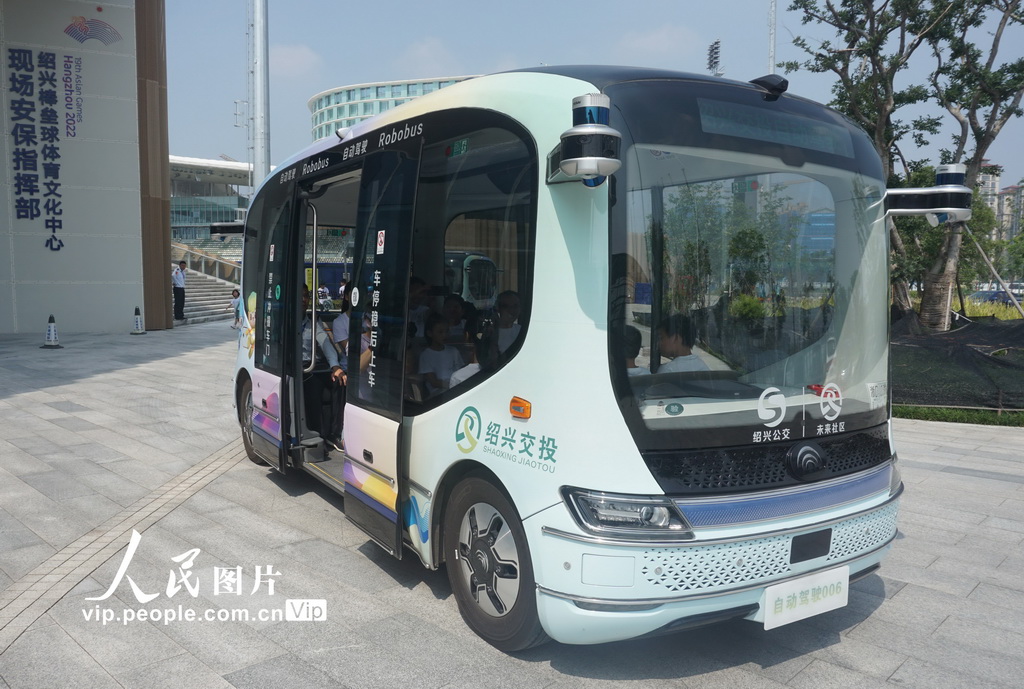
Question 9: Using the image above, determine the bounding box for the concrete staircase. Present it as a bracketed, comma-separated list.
[175, 268, 239, 324]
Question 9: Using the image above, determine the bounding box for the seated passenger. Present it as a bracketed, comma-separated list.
[450, 314, 499, 388]
[442, 293, 467, 343]
[624, 324, 650, 376]
[408, 275, 432, 340]
[657, 313, 709, 373]
[418, 313, 465, 395]
[496, 290, 521, 353]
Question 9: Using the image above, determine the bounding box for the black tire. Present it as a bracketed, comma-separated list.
[238, 379, 268, 465]
[444, 475, 548, 652]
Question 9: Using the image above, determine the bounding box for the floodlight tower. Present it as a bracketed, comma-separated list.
[707, 39, 723, 77]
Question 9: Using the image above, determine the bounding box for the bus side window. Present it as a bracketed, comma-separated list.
[406, 118, 536, 411]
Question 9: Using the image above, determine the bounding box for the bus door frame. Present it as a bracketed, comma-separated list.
[339, 134, 422, 559]
[291, 183, 341, 462]
[246, 166, 300, 474]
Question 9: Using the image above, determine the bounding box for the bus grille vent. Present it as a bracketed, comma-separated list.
[645, 424, 890, 494]
[638, 501, 899, 594]
[640, 536, 791, 593]
[827, 501, 900, 561]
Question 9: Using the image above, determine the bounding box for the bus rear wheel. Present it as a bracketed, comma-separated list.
[444, 475, 548, 652]
[238, 379, 267, 465]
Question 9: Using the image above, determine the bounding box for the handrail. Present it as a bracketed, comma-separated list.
[172, 242, 241, 284]
[305, 202, 319, 374]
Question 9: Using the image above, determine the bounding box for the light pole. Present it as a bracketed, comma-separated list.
[251, 0, 271, 186]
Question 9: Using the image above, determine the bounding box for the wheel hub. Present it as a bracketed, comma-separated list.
[458, 503, 521, 617]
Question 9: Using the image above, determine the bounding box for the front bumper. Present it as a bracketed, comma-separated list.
[526, 490, 900, 645]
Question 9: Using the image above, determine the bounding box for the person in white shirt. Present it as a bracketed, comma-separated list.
[331, 281, 354, 370]
[623, 324, 651, 376]
[496, 290, 521, 353]
[442, 293, 467, 343]
[300, 285, 345, 455]
[229, 288, 241, 329]
[171, 260, 187, 321]
[408, 276, 432, 341]
[418, 313, 464, 395]
[450, 314, 499, 388]
[657, 313, 709, 373]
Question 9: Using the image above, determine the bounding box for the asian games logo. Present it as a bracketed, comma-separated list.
[455, 406, 481, 454]
[65, 16, 123, 46]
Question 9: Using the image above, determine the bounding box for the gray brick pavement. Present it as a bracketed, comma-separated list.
[1, 323, 1023, 687]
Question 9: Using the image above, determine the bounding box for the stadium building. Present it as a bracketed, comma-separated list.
[308, 76, 475, 141]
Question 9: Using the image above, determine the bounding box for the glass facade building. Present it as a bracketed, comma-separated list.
[168, 156, 251, 240]
[308, 76, 475, 141]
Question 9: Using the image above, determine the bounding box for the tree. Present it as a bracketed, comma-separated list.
[916, 0, 1024, 330]
[1007, 229, 1024, 281]
[783, 0, 952, 316]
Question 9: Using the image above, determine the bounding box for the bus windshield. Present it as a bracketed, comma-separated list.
[609, 80, 889, 453]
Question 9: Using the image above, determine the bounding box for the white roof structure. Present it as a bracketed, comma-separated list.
[169, 155, 254, 186]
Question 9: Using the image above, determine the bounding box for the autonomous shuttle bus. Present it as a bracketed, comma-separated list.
[233, 66, 962, 650]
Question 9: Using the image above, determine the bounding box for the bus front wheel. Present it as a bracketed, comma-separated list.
[238, 379, 267, 465]
[444, 475, 548, 652]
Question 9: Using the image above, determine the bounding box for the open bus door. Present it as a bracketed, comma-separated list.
[339, 143, 420, 558]
[242, 169, 298, 473]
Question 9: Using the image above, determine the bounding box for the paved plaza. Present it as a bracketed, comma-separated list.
[0, 322, 1022, 688]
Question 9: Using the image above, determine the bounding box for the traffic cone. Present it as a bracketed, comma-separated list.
[130, 306, 146, 335]
[41, 314, 63, 349]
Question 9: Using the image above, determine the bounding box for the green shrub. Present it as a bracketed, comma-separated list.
[729, 294, 766, 321]
[892, 405, 1024, 426]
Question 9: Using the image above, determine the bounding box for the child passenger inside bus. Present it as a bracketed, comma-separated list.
[449, 314, 499, 388]
[496, 290, 521, 353]
[657, 313, 710, 373]
[624, 325, 651, 376]
[442, 293, 468, 343]
[419, 313, 465, 395]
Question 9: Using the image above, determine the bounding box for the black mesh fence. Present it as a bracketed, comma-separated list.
[891, 313, 1024, 410]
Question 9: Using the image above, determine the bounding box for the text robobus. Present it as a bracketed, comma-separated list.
[233, 66, 968, 650]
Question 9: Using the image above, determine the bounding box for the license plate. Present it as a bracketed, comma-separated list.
[762, 565, 849, 630]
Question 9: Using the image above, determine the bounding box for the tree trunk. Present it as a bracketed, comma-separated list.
[919, 274, 953, 331]
[918, 223, 964, 331]
[888, 222, 914, 316]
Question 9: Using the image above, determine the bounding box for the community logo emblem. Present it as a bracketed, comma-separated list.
[65, 16, 123, 46]
[757, 387, 787, 428]
[455, 407, 481, 454]
[820, 383, 843, 421]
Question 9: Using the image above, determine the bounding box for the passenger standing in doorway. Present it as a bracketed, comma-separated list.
[301, 284, 345, 455]
[172, 260, 187, 321]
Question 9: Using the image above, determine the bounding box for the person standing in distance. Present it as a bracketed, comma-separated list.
[171, 260, 187, 321]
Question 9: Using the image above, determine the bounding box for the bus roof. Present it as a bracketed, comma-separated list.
[259, 65, 809, 195]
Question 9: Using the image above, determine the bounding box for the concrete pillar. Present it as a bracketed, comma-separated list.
[136, 0, 172, 330]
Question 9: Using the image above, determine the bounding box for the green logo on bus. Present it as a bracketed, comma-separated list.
[455, 406, 481, 454]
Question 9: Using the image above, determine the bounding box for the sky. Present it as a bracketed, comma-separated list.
[165, 0, 1024, 187]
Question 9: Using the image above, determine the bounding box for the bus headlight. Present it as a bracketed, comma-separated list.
[562, 487, 694, 540]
